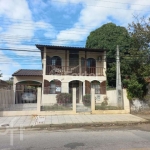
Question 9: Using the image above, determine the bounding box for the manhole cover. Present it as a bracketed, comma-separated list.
[64, 142, 84, 149]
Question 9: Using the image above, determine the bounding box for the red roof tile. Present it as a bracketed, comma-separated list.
[12, 69, 42, 76]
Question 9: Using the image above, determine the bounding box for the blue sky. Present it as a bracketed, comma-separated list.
[0, 0, 150, 80]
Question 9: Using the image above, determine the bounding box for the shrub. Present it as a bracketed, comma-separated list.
[56, 93, 72, 104]
[101, 96, 108, 106]
[83, 94, 91, 106]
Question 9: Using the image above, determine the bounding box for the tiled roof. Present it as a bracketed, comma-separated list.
[36, 44, 106, 52]
[0, 79, 9, 85]
[12, 69, 42, 76]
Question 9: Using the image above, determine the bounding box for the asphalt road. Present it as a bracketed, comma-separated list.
[0, 127, 150, 150]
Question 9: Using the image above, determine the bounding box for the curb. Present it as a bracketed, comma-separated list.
[0, 120, 149, 131]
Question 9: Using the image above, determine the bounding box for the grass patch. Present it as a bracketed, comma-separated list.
[41, 104, 72, 111]
[95, 105, 123, 110]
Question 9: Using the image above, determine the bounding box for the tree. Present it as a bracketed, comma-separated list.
[6, 77, 14, 85]
[85, 23, 131, 87]
[122, 17, 150, 100]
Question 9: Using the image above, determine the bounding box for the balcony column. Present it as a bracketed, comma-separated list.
[84, 51, 87, 76]
[103, 51, 106, 76]
[13, 84, 16, 104]
[83, 81, 85, 96]
[79, 82, 83, 103]
[43, 47, 46, 76]
[65, 50, 67, 72]
[79, 55, 81, 75]
[61, 82, 69, 93]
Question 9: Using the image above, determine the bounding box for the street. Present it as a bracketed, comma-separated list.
[0, 126, 150, 150]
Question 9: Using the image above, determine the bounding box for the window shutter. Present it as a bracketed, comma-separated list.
[85, 80, 91, 94]
[44, 80, 49, 94]
[55, 80, 61, 94]
[46, 56, 51, 65]
[100, 81, 106, 94]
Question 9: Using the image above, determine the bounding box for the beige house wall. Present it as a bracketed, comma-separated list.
[41, 48, 107, 105]
[13, 76, 43, 85]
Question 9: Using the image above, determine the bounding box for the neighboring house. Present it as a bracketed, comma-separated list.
[12, 45, 106, 105]
[0, 79, 10, 89]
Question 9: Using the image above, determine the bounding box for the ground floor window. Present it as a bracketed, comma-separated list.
[44, 79, 61, 94]
[50, 80, 56, 94]
[91, 81, 100, 94]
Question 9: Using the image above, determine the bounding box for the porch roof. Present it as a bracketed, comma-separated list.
[36, 44, 106, 59]
[12, 69, 42, 76]
[36, 44, 106, 52]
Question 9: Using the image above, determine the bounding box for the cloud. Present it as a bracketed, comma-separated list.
[0, 0, 32, 20]
[51, 0, 150, 46]
[0, 50, 20, 80]
[0, 0, 56, 56]
[0, 0, 53, 79]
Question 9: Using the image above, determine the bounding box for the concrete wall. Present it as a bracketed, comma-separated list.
[91, 89, 130, 114]
[106, 90, 117, 106]
[42, 94, 57, 104]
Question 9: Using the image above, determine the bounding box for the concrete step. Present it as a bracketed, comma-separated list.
[76, 103, 91, 112]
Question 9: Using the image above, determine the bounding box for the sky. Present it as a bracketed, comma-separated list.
[0, 0, 150, 80]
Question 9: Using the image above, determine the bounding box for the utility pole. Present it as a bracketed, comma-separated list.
[116, 45, 123, 108]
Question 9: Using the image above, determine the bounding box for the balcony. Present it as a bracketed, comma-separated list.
[46, 65, 104, 76]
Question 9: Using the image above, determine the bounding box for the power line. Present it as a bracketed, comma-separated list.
[50, 0, 150, 12]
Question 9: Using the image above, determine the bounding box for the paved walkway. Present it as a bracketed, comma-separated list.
[0, 114, 147, 128]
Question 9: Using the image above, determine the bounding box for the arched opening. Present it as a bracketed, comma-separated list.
[44, 79, 61, 94]
[69, 80, 83, 103]
[86, 58, 96, 75]
[15, 80, 42, 104]
[51, 56, 61, 66]
[46, 56, 62, 75]
[91, 80, 100, 94]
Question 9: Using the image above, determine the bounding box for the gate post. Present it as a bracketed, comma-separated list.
[91, 88, 95, 113]
[73, 88, 76, 113]
[37, 87, 41, 113]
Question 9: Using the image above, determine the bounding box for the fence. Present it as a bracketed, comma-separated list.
[0, 89, 14, 111]
[95, 90, 124, 111]
[0, 88, 37, 111]
[0, 87, 130, 116]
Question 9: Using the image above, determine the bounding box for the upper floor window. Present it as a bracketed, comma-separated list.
[87, 58, 96, 75]
[46, 56, 61, 66]
[51, 56, 61, 66]
[87, 58, 96, 68]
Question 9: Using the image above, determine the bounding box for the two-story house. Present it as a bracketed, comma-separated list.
[13, 45, 106, 106]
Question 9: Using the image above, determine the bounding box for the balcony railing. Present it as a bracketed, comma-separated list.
[46, 65, 104, 76]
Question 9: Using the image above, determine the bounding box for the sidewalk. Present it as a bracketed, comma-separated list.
[0, 114, 148, 129]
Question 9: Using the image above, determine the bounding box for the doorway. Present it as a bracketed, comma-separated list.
[69, 80, 83, 103]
